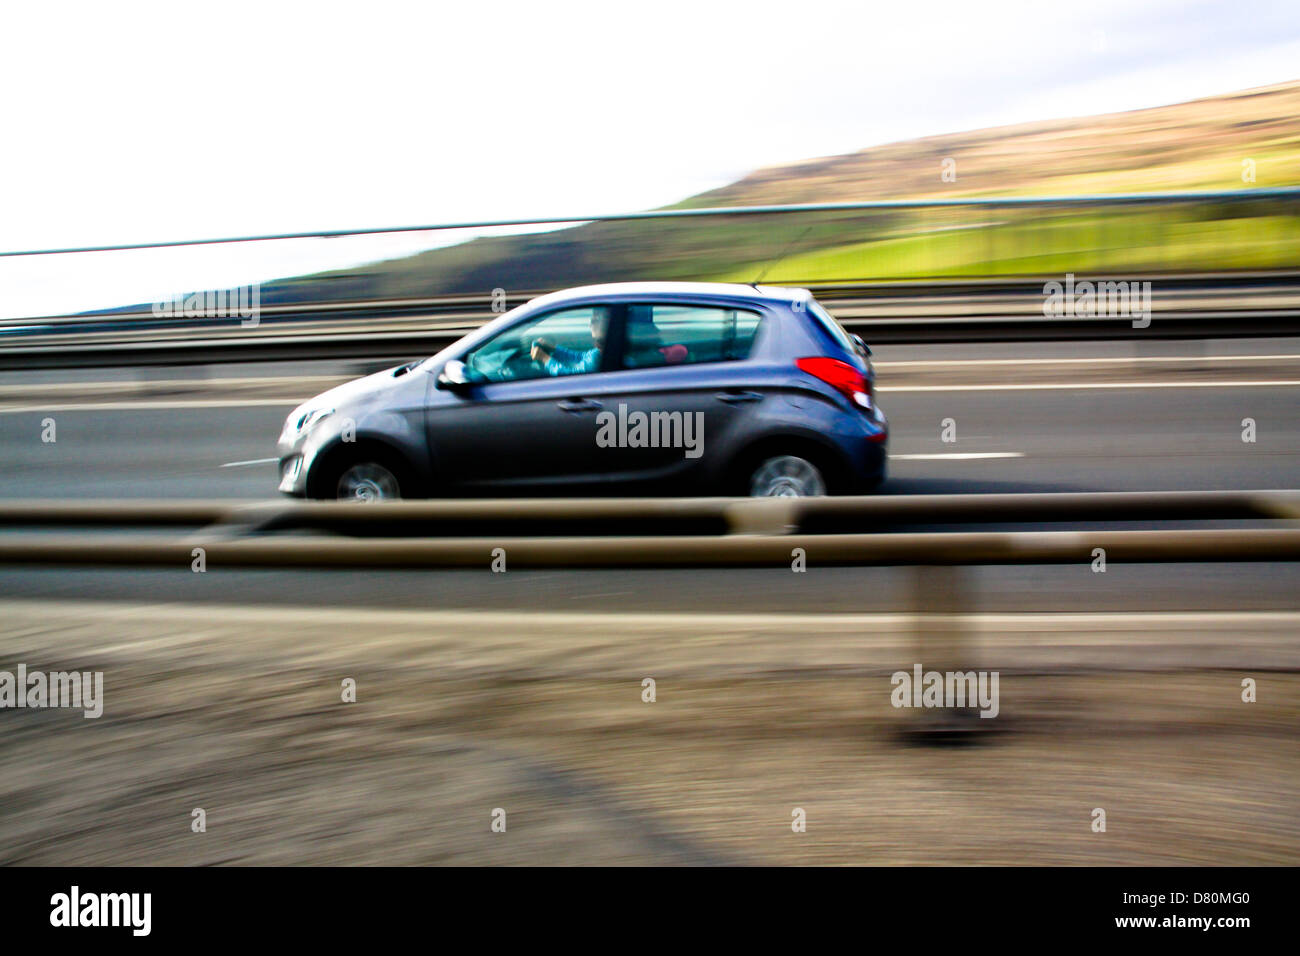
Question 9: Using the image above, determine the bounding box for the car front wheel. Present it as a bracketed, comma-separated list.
[335, 462, 402, 501]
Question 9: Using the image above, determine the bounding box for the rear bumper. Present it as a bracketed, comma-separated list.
[847, 401, 888, 490]
[854, 437, 888, 491]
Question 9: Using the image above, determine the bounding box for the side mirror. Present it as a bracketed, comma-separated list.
[437, 359, 471, 390]
[851, 334, 871, 358]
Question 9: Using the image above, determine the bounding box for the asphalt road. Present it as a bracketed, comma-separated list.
[0, 381, 1295, 499]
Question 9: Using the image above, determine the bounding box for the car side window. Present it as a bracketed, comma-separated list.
[462, 306, 613, 383]
[621, 305, 762, 369]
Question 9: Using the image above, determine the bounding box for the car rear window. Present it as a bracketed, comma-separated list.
[806, 298, 858, 356]
[621, 305, 762, 369]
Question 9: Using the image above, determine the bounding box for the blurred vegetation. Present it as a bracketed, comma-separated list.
[264, 80, 1300, 303]
[719, 207, 1300, 281]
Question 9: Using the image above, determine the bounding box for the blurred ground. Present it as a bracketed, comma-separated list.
[0, 600, 1294, 865]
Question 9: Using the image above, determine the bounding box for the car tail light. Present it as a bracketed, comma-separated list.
[796, 357, 873, 410]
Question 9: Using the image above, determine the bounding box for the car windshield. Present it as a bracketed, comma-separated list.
[417, 302, 530, 370]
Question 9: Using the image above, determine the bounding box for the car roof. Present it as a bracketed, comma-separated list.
[526, 281, 808, 308]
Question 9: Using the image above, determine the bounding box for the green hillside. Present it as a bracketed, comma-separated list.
[267, 80, 1300, 302]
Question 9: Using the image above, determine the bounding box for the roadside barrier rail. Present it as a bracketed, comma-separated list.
[1, 491, 1297, 567]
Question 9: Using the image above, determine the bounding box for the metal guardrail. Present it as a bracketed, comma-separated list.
[2, 491, 1297, 567]
[4, 528, 1300, 568]
[4, 274, 1300, 370]
[10, 271, 1300, 328]
[3, 490, 1298, 528]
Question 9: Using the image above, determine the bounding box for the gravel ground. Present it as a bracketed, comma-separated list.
[0, 600, 1294, 865]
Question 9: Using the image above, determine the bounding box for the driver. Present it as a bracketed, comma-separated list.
[530, 308, 608, 376]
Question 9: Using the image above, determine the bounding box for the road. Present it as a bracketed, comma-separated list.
[2, 338, 1299, 500]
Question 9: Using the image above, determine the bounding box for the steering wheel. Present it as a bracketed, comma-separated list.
[468, 344, 540, 381]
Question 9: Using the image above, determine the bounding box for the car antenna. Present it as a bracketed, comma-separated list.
[751, 224, 813, 287]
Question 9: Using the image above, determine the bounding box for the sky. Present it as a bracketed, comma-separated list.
[1, 0, 1299, 319]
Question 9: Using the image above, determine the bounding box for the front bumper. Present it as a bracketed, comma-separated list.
[278, 454, 306, 496]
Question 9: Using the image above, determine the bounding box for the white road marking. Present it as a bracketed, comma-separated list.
[880, 380, 1300, 392]
[221, 457, 279, 468]
[0, 399, 299, 413]
[892, 452, 1024, 460]
[878, 354, 1300, 368]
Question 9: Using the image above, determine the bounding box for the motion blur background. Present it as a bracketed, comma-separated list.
[0, 0, 1297, 865]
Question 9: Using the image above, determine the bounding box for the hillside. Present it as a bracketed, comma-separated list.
[266, 80, 1300, 302]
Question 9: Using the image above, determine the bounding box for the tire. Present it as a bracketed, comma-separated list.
[334, 461, 402, 501]
[745, 453, 828, 497]
[310, 444, 414, 501]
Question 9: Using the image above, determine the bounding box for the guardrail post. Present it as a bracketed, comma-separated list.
[898, 564, 992, 744]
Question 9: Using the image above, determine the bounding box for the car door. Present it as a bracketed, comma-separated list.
[589, 302, 768, 491]
[426, 304, 629, 493]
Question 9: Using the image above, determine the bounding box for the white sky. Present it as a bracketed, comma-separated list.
[1, 0, 1298, 319]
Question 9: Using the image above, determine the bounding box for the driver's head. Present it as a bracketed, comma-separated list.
[590, 308, 609, 349]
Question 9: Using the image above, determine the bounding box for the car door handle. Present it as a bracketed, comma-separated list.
[715, 390, 763, 404]
[557, 398, 603, 413]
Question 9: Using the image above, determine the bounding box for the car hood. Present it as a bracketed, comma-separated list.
[286, 364, 426, 432]
[307, 363, 422, 409]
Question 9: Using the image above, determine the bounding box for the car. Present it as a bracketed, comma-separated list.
[276, 282, 887, 499]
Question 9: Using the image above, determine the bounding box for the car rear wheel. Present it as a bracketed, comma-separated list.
[748, 455, 826, 497]
[335, 462, 401, 501]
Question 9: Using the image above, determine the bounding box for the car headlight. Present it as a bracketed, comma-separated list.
[285, 406, 334, 440]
